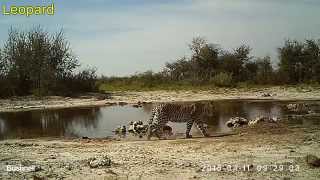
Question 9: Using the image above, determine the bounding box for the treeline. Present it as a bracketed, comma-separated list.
[1, 27, 319, 96]
[101, 37, 320, 90]
[0, 27, 98, 97]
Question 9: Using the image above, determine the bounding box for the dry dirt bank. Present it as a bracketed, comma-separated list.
[0, 123, 319, 180]
[1, 86, 320, 112]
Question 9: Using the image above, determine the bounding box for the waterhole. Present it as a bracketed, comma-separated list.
[0, 100, 319, 140]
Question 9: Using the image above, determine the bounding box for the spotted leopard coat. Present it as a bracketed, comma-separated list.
[147, 103, 211, 139]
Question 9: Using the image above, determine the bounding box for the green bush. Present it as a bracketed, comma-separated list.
[0, 27, 98, 97]
[210, 72, 233, 87]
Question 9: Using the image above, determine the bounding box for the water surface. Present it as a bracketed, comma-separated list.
[0, 100, 319, 140]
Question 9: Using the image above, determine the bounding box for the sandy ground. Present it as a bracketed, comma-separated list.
[0, 123, 319, 180]
[1, 86, 320, 112]
[0, 86, 320, 179]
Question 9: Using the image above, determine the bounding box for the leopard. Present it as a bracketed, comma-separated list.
[147, 102, 214, 139]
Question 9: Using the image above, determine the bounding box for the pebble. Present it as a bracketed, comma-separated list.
[88, 155, 112, 168]
[305, 154, 320, 167]
[65, 164, 72, 171]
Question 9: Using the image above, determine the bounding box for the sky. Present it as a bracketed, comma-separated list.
[0, 0, 320, 76]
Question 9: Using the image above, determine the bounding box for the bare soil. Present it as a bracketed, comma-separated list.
[0, 86, 320, 179]
[1, 86, 320, 112]
[0, 123, 319, 180]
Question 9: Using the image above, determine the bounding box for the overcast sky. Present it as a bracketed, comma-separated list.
[1, 0, 320, 76]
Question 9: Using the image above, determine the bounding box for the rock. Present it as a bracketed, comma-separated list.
[305, 154, 320, 167]
[82, 92, 111, 100]
[248, 116, 279, 126]
[28, 106, 41, 109]
[89, 155, 111, 168]
[65, 164, 72, 171]
[32, 175, 45, 180]
[271, 116, 280, 122]
[21, 159, 34, 166]
[105, 102, 117, 106]
[16, 143, 34, 147]
[132, 104, 142, 108]
[48, 154, 57, 159]
[128, 122, 135, 133]
[34, 165, 42, 172]
[97, 94, 111, 100]
[114, 125, 126, 135]
[14, 106, 24, 109]
[261, 92, 272, 97]
[118, 102, 128, 106]
[248, 116, 267, 126]
[126, 121, 174, 138]
[226, 117, 248, 128]
[128, 121, 148, 137]
[227, 116, 280, 128]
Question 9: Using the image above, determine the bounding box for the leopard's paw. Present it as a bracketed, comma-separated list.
[186, 134, 193, 139]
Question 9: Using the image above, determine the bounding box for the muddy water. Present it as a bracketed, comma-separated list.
[0, 100, 319, 140]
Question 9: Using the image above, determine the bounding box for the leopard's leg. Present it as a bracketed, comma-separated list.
[147, 112, 166, 140]
[147, 124, 160, 140]
[186, 119, 194, 138]
[148, 107, 157, 126]
[156, 117, 168, 139]
[195, 121, 209, 137]
[147, 109, 158, 140]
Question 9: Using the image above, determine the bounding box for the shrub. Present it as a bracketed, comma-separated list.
[0, 26, 98, 97]
[210, 72, 233, 87]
